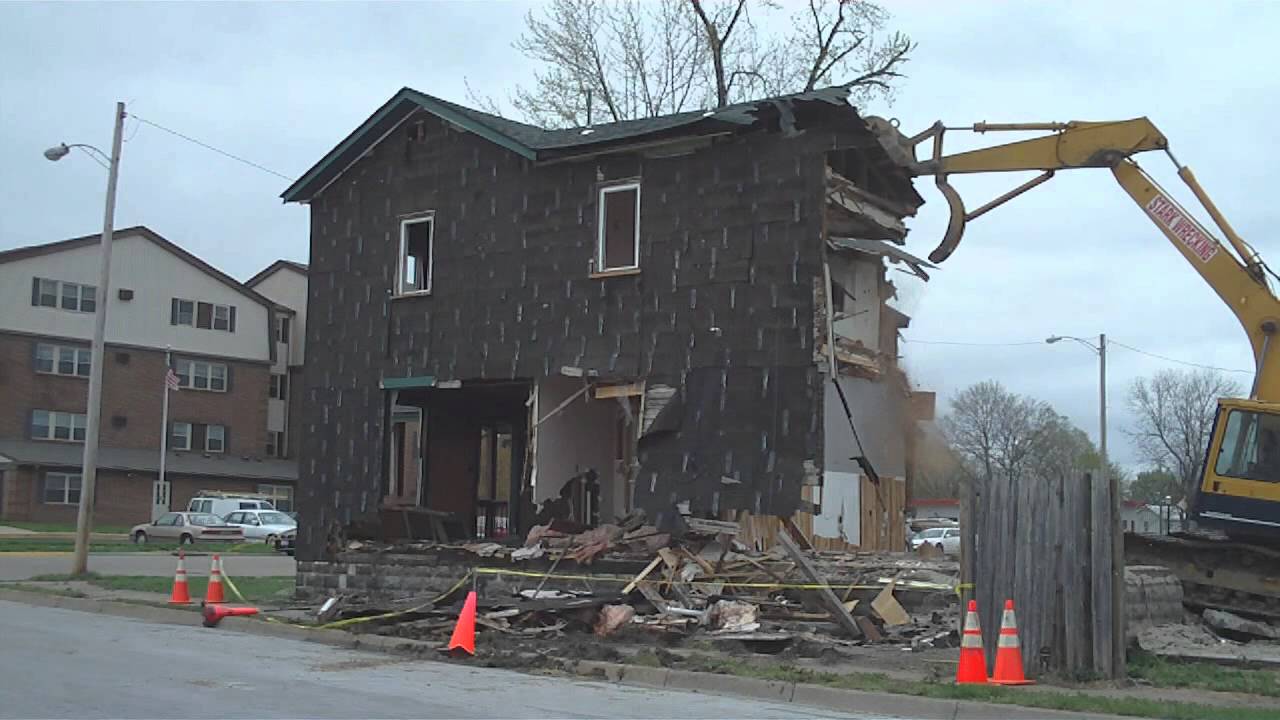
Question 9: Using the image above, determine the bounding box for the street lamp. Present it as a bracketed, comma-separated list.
[45, 102, 127, 576]
[1046, 332, 1124, 676]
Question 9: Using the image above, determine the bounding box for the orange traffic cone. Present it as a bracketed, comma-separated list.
[169, 550, 192, 604]
[446, 590, 477, 655]
[205, 554, 226, 604]
[991, 599, 1036, 685]
[955, 599, 988, 684]
[202, 603, 260, 628]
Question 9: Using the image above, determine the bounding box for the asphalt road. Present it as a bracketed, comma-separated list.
[0, 601, 885, 719]
[0, 552, 295, 581]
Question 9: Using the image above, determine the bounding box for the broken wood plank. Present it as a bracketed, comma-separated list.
[622, 556, 665, 595]
[685, 517, 741, 536]
[783, 517, 815, 552]
[871, 580, 910, 627]
[775, 529, 862, 640]
[635, 580, 668, 613]
[594, 382, 644, 399]
[855, 616, 884, 643]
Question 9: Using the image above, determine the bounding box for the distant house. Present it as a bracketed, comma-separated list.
[0, 227, 300, 524]
[1123, 500, 1183, 535]
[282, 85, 934, 559]
[907, 497, 960, 522]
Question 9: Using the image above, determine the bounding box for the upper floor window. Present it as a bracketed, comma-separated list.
[269, 373, 288, 400]
[596, 183, 640, 273]
[275, 316, 291, 344]
[31, 277, 96, 313]
[35, 343, 91, 378]
[174, 358, 227, 392]
[266, 430, 286, 458]
[397, 216, 434, 295]
[171, 422, 193, 450]
[32, 410, 87, 442]
[171, 298, 236, 332]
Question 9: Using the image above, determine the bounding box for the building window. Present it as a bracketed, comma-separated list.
[596, 183, 640, 272]
[172, 299, 235, 332]
[43, 472, 82, 505]
[172, 299, 195, 326]
[174, 359, 227, 392]
[397, 216, 434, 295]
[269, 373, 288, 400]
[266, 430, 285, 458]
[32, 278, 96, 312]
[276, 316, 291, 344]
[36, 344, 91, 378]
[258, 483, 293, 512]
[171, 422, 192, 451]
[206, 424, 226, 453]
[31, 410, 87, 442]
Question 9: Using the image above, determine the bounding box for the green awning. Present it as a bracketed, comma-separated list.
[380, 375, 436, 390]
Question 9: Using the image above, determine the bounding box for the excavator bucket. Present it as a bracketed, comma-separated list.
[864, 116, 969, 264]
[931, 177, 968, 264]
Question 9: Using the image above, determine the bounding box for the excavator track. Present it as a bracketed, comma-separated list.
[1125, 532, 1280, 619]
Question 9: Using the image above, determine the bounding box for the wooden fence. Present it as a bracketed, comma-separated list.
[967, 471, 1119, 680]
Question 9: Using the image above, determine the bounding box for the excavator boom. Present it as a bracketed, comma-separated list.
[868, 115, 1280, 554]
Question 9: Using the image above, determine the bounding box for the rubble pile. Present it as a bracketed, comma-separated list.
[317, 515, 961, 656]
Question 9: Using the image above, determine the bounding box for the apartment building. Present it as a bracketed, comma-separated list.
[0, 227, 300, 525]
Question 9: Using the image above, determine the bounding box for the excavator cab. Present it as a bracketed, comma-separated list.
[1199, 398, 1280, 540]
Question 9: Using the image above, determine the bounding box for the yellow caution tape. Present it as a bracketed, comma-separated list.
[220, 569, 474, 630]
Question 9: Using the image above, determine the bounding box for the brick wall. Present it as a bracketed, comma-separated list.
[0, 331, 269, 456]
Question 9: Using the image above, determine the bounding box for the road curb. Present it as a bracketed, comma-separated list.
[0, 589, 1123, 719]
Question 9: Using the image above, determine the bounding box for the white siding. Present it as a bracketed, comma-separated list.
[250, 267, 307, 365]
[831, 257, 881, 351]
[0, 233, 269, 361]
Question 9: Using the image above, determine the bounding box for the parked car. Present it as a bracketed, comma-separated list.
[186, 493, 276, 518]
[273, 528, 296, 556]
[130, 512, 245, 545]
[910, 526, 961, 554]
[222, 510, 296, 543]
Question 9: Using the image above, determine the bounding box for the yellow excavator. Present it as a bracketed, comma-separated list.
[867, 116, 1280, 616]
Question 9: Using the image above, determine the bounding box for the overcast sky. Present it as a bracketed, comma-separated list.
[2, 1, 1275, 473]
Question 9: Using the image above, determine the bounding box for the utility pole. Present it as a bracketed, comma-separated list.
[1101, 332, 1125, 677]
[70, 102, 126, 576]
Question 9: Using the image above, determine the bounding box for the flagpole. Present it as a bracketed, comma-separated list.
[158, 348, 171, 519]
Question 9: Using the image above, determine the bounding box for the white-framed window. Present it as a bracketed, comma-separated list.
[35, 343, 91, 378]
[171, 422, 192, 451]
[206, 424, 226, 453]
[174, 359, 227, 392]
[43, 472, 82, 505]
[172, 299, 235, 332]
[31, 410, 87, 442]
[596, 183, 641, 272]
[269, 373, 288, 400]
[266, 430, 286, 458]
[32, 277, 96, 313]
[397, 215, 434, 295]
[275, 316, 291, 344]
[258, 483, 294, 513]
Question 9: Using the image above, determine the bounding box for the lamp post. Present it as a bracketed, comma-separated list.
[1047, 332, 1124, 676]
[45, 101, 126, 576]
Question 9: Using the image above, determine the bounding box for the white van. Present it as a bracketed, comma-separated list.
[187, 492, 276, 520]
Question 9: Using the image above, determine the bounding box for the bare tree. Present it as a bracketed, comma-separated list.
[1127, 368, 1243, 498]
[942, 381, 1060, 486]
[480, 0, 914, 127]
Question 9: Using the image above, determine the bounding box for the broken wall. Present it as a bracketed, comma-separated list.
[532, 377, 619, 520]
[297, 102, 911, 559]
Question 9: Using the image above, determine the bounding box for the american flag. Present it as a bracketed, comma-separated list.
[164, 367, 181, 392]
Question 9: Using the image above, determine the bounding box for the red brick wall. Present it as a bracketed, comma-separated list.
[0, 332, 269, 456]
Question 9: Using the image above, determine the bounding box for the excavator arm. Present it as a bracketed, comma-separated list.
[867, 116, 1280, 400]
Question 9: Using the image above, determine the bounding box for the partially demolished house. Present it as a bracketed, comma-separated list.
[282, 86, 930, 561]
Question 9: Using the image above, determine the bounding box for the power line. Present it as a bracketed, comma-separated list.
[902, 338, 1045, 347]
[130, 114, 295, 181]
[1107, 340, 1254, 375]
[904, 335, 1255, 375]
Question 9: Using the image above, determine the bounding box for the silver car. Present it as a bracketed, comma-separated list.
[130, 512, 245, 545]
[222, 510, 296, 543]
